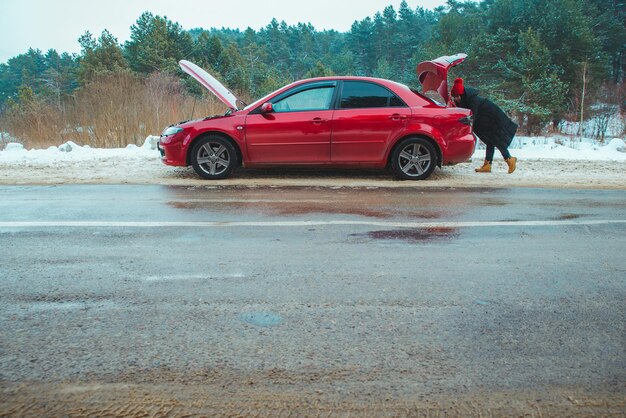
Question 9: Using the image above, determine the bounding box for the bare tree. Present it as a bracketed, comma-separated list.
[578, 60, 588, 138]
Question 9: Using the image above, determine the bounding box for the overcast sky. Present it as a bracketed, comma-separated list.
[0, 0, 448, 64]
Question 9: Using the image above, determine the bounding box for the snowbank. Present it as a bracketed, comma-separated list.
[0, 135, 624, 189]
[506, 136, 626, 161]
[0, 136, 160, 165]
[2, 135, 623, 164]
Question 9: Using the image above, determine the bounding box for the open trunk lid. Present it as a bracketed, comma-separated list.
[416, 53, 467, 106]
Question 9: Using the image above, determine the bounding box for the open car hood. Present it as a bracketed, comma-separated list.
[179, 60, 240, 111]
[416, 53, 467, 106]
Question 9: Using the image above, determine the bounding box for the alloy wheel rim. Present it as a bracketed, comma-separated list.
[196, 142, 230, 176]
[398, 143, 431, 177]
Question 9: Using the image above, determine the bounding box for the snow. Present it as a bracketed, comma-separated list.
[3, 143, 25, 152]
[0, 136, 160, 164]
[2, 135, 624, 165]
[507, 136, 626, 161]
[0, 135, 624, 189]
[560, 110, 624, 138]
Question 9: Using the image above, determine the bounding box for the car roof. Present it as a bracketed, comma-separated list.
[293, 76, 426, 106]
[244, 76, 429, 111]
[289, 76, 413, 96]
[295, 75, 403, 86]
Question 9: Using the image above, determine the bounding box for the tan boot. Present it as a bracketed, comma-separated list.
[475, 160, 492, 173]
[505, 157, 517, 174]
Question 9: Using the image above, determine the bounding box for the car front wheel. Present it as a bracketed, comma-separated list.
[191, 136, 237, 180]
[391, 137, 437, 180]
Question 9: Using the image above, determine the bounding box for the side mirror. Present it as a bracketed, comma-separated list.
[260, 102, 273, 113]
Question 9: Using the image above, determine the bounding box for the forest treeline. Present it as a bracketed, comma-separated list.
[0, 0, 624, 147]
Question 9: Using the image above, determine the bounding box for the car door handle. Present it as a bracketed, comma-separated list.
[389, 114, 408, 120]
[311, 118, 328, 124]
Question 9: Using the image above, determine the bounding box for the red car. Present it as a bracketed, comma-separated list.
[158, 54, 475, 180]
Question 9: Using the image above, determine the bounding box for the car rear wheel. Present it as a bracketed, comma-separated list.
[191, 136, 237, 180]
[391, 137, 437, 180]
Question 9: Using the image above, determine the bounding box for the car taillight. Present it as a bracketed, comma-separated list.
[459, 115, 473, 126]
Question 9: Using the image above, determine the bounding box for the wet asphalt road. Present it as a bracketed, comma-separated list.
[0, 185, 625, 404]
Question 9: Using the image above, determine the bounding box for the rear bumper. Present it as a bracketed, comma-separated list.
[442, 133, 476, 165]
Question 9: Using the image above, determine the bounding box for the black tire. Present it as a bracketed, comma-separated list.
[390, 137, 437, 180]
[190, 136, 237, 180]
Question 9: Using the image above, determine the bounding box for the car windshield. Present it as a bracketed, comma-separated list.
[243, 80, 300, 111]
[243, 92, 274, 111]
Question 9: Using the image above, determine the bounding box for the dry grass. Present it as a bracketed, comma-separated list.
[0, 72, 227, 149]
[3, 72, 622, 150]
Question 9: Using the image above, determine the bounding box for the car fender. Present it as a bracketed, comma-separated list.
[184, 127, 247, 167]
[385, 123, 446, 167]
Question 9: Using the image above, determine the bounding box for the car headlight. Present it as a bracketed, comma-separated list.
[161, 126, 184, 137]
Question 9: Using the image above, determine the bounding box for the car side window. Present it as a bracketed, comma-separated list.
[273, 87, 334, 112]
[340, 81, 405, 109]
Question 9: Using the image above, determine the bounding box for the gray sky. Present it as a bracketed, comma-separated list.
[0, 0, 448, 64]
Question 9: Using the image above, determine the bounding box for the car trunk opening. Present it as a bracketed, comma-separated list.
[416, 53, 467, 106]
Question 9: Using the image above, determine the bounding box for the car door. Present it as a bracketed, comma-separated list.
[331, 81, 411, 163]
[244, 81, 336, 164]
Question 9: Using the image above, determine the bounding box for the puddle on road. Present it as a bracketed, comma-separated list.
[351, 227, 459, 243]
[166, 192, 451, 219]
[168, 201, 199, 210]
[239, 312, 283, 327]
[271, 204, 392, 218]
[481, 199, 507, 207]
[554, 213, 581, 220]
[167, 199, 394, 218]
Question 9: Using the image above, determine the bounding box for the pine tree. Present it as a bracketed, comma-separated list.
[0, 48, 65, 106]
[78, 30, 128, 85]
[305, 61, 334, 78]
[192, 32, 226, 75]
[42, 49, 78, 108]
[510, 29, 568, 133]
[222, 44, 249, 96]
[124, 12, 194, 74]
[348, 17, 375, 75]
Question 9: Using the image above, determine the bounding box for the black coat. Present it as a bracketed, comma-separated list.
[457, 87, 517, 149]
